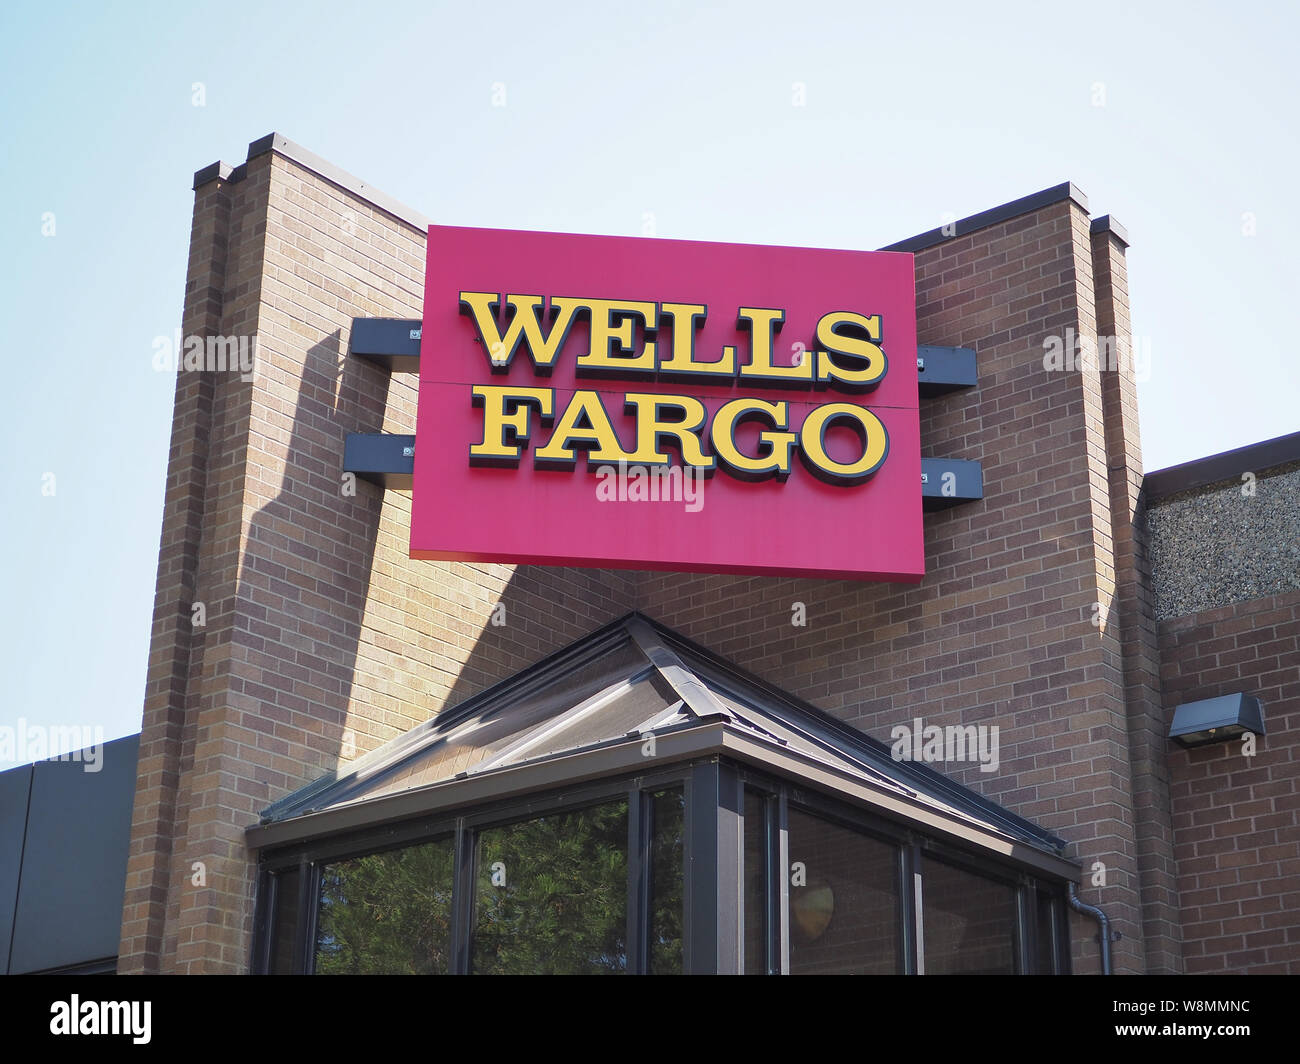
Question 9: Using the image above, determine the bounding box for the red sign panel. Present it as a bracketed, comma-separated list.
[411, 226, 922, 582]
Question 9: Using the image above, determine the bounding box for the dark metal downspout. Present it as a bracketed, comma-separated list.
[1068, 882, 1114, 975]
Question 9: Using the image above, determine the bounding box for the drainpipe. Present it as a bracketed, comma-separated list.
[1068, 882, 1114, 975]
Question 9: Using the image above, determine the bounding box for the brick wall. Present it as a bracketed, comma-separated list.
[1163, 589, 1300, 973]
[125, 137, 1182, 974]
[1093, 224, 1182, 972]
[640, 198, 1150, 971]
[120, 145, 638, 974]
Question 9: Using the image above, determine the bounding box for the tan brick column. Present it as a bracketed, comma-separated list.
[1092, 219, 1184, 972]
[122, 136, 639, 972]
[118, 164, 236, 973]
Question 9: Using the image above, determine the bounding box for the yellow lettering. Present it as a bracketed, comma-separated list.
[711, 398, 797, 480]
[574, 299, 658, 376]
[534, 390, 635, 468]
[622, 393, 715, 470]
[469, 386, 555, 466]
[658, 303, 735, 378]
[459, 292, 582, 372]
[737, 307, 811, 386]
[798, 404, 889, 484]
[815, 311, 886, 392]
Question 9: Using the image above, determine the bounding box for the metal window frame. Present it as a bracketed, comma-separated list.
[736, 761, 1072, 976]
[258, 763, 696, 975]
[785, 793, 908, 975]
[737, 783, 784, 976]
[256, 753, 1073, 975]
[916, 845, 1043, 976]
[684, 760, 736, 974]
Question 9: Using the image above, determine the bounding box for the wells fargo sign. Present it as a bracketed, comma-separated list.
[411, 227, 923, 581]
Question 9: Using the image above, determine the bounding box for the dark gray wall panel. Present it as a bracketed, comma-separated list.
[8, 735, 138, 973]
[0, 764, 34, 974]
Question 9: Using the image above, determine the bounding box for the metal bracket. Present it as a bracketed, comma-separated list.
[346, 317, 978, 400]
[343, 433, 414, 489]
[349, 318, 421, 373]
[921, 458, 983, 511]
[917, 345, 977, 397]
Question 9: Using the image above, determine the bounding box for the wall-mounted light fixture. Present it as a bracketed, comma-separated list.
[1168, 693, 1265, 749]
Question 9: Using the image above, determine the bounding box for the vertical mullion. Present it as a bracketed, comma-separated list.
[685, 761, 717, 973]
[682, 772, 697, 973]
[296, 856, 317, 975]
[1054, 895, 1071, 975]
[904, 840, 925, 976]
[450, 817, 474, 975]
[760, 792, 779, 975]
[627, 789, 649, 975]
[685, 760, 732, 974]
[250, 867, 273, 975]
[898, 840, 916, 975]
[1016, 880, 1036, 975]
[775, 788, 790, 975]
[717, 763, 742, 974]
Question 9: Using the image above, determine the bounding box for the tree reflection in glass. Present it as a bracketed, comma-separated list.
[314, 838, 456, 974]
[472, 800, 629, 974]
[649, 788, 684, 974]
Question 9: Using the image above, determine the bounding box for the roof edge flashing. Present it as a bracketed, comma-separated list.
[1090, 213, 1131, 248]
[1144, 429, 1300, 502]
[192, 132, 431, 231]
[880, 181, 1089, 254]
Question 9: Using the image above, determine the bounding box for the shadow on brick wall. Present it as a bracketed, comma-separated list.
[233, 330, 389, 792]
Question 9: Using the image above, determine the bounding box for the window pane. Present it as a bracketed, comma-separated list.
[1036, 889, 1061, 974]
[743, 790, 768, 974]
[314, 838, 455, 974]
[270, 867, 300, 974]
[787, 809, 900, 974]
[649, 789, 685, 974]
[921, 857, 1017, 974]
[472, 800, 629, 974]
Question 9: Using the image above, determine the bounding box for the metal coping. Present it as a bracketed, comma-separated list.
[1089, 214, 1131, 248]
[195, 137, 1119, 264]
[1144, 429, 1300, 502]
[246, 721, 1079, 882]
[878, 182, 1090, 254]
[192, 132, 431, 232]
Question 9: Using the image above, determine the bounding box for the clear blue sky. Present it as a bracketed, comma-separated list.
[2, 0, 1296, 760]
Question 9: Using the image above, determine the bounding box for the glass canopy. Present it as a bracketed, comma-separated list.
[250, 613, 1078, 974]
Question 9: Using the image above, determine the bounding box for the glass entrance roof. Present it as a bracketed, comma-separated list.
[253, 613, 1072, 878]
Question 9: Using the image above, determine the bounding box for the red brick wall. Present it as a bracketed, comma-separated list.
[1092, 227, 1182, 972]
[126, 139, 1176, 973]
[1163, 589, 1300, 973]
[641, 199, 1150, 971]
